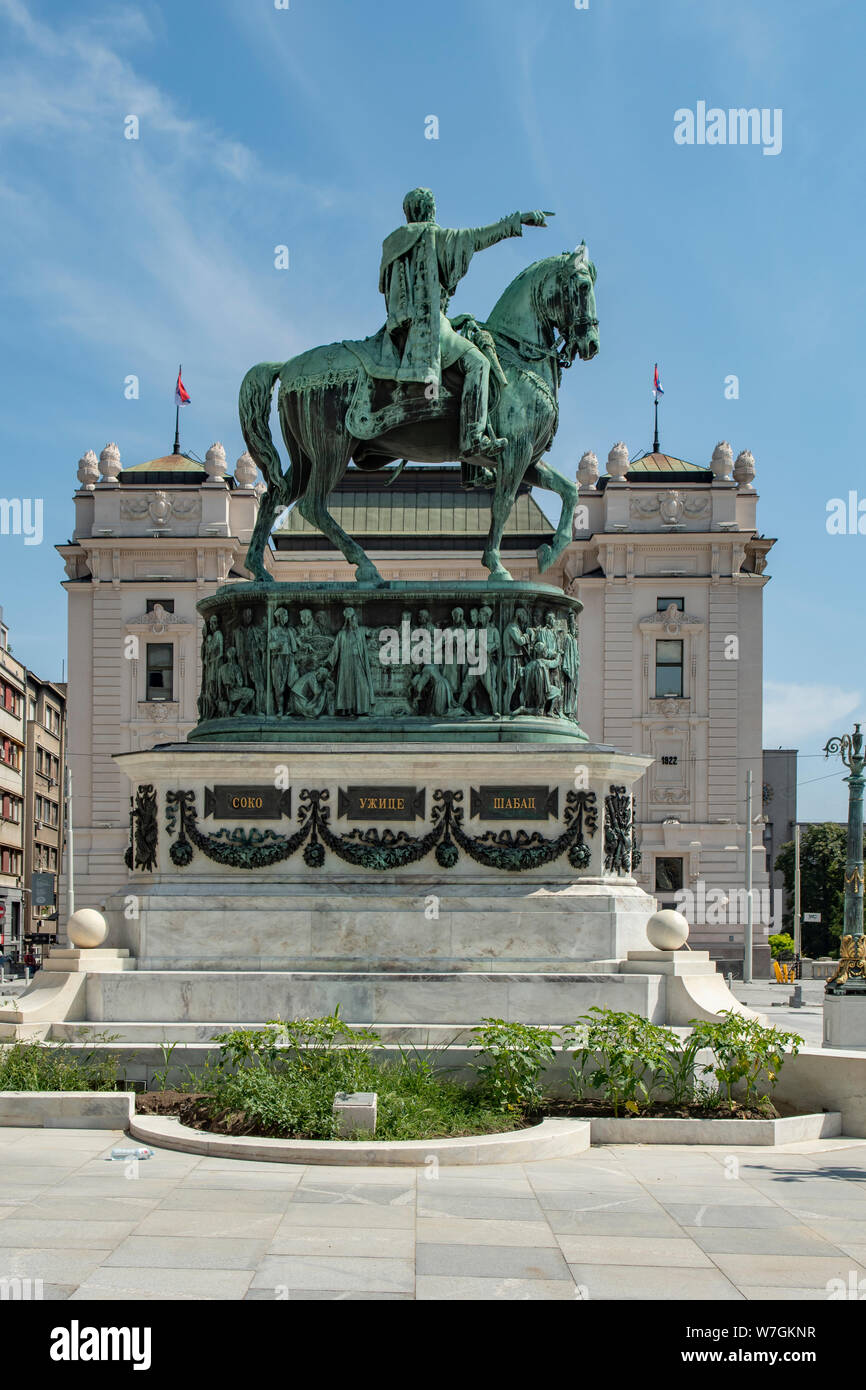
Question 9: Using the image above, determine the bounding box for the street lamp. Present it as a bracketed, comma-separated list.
[824, 723, 866, 993]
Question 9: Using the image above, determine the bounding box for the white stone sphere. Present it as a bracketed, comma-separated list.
[646, 909, 689, 951]
[67, 908, 108, 949]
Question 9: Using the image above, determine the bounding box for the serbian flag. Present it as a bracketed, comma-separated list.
[175, 368, 191, 407]
[653, 363, 664, 400]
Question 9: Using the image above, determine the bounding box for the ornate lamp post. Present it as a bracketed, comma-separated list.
[824, 723, 866, 993]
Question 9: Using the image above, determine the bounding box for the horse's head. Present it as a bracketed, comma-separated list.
[544, 245, 598, 368]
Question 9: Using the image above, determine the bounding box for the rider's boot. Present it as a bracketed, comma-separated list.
[460, 428, 507, 464]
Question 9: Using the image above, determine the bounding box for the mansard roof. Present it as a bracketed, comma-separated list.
[120, 452, 207, 484]
[273, 465, 553, 552]
[594, 451, 712, 487]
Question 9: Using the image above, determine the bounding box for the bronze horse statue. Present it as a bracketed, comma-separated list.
[239, 246, 598, 586]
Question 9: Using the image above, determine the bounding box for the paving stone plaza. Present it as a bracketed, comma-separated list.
[1, 1128, 864, 1302]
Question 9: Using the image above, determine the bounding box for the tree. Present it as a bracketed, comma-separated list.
[774, 823, 862, 957]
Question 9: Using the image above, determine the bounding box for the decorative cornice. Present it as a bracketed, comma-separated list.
[638, 605, 705, 635]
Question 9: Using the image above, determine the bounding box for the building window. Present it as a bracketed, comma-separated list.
[145, 643, 174, 702]
[28, 699, 36, 722]
[655, 857, 684, 895]
[655, 639, 684, 697]
[146, 599, 175, 614]
[0, 848, 21, 876]
[657, 597, 684, 612]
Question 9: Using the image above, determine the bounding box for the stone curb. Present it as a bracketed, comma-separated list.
[129, 1113, 591, 1166]
[0, 1091, 135, 1129]
[588, 1111, 842, 1145]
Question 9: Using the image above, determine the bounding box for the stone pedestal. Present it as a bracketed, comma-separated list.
[824, 993, 866, 1049]
[111, 741, 652, 975]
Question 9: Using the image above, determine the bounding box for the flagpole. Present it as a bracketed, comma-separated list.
[173, 363, 182, 455]
[653, 362, 661, 453]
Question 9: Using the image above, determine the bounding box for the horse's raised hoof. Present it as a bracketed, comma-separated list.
[536, 543, 554, 574]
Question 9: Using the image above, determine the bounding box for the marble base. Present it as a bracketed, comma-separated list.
[824, 992, 866, 1049]
[110, 741, 654, 972]
[83, 968, 666, 1026]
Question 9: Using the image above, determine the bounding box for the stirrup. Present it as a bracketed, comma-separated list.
[462, 432, 506, 463]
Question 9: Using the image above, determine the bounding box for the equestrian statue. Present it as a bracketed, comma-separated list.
[239, 189, 598, 586]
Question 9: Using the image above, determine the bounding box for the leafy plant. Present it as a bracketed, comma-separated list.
[564, 1008, 679, 1116]
[769, 933, 796, 960]
[688, 1011, 802, 1112]
[0, 1040, 120, 1092]
[152, 1040, 179, 1092]
[470, 1018, 558, 1112]
[213, 1008, 381, 1074]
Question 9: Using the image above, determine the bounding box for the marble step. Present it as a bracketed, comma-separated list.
[84, 968, 664, 1026]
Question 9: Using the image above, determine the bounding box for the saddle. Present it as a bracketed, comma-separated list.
[344, 318, 507, 438]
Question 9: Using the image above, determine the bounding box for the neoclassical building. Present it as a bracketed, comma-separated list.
[58, 435, 773, 972]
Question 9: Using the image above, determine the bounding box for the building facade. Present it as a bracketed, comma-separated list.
[59, 434, 774, 972]
[23, 672, 66, 951]
[0, 609, 67, 962]
[0, 610, 26, 956]
[57, 442, 260, 914]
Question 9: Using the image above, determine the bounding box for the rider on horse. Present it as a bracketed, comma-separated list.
[377, 188, 552, 481]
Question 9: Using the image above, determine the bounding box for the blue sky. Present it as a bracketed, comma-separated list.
[0, 0, 862, 819]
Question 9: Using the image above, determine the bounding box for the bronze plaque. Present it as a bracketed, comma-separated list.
[470, 786, 558, 820]
[338, 786, 425, 821]
[204, 786, 291, 820]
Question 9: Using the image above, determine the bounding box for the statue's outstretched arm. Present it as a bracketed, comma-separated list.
[469, 210, 554, 252]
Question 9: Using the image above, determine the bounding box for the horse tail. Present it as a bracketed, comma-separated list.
[239, 361, 294, 501]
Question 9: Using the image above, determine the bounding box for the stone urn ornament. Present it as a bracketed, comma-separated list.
[98, 442, 122, 484]
[77, 450, 99, 490]
[607, 441, 630, 482]
[710, 441, 734, 481]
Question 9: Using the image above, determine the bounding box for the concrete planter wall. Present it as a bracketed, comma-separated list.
[773, 1048, 866, 1138]
[0, 1091, 135, 1129]
[589, 1111, 842, 1145]
[130, 1113, 591, 1167]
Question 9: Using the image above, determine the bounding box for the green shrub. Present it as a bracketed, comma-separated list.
[0, 1040, 120, 1092]
[470, 1018, 558, 1112]
[564, 1008, 679, 1115]
[688, 1011, 802, 1112]
[371, 1052, 516, 1141]
[769, 933, 796, 960]
[202, 1027, 518, 1140]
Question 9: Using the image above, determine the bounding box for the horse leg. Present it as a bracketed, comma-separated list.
[245, 480, 284, 584]
[482, 449, 527, 581]
[297, 493, 386, 587]
[526, 460, 578, 574]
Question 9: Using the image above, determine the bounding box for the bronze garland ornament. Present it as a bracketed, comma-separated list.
[165, 788, 599, 874]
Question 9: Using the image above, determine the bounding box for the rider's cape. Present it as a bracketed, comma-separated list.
[344, 218, 515, 442]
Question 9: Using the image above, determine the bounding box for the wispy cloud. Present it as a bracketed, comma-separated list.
[0, 0, 339, 418]
[763, 680, 861, 748]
